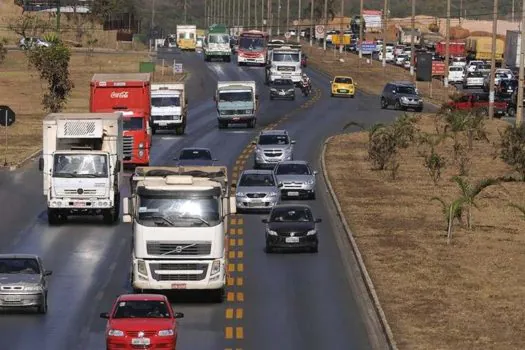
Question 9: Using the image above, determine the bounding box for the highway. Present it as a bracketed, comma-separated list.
[0, 48, 437, 349]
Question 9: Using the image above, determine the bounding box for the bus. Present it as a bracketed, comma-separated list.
[237, 30, 269, 67]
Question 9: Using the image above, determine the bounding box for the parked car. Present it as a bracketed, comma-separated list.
[466, 60, 484, 72]
[380, 81, 423, 112]
[448, 66, 465, 84]
[451, 56, 467, 68]
[378, 48, 394, 62]
[483, 69, 514, 92]
[100, 294, 184, 349]
[274, 161, 317, 199]
[497, 79, 518, 98]
[475, 63, 491, 77]
[395, 54, 408, 65]
[269, 79, 296, 100]
[463, 71, 484, 89]
[174, 148, 217, 166]
[443, 92, 508, 117]
[262, 204, 321, 253]
[19, 37, 50, 50]
[234, 170, 281, 212]
[252, 129, 295, 169]
[0, 254, 52, 314]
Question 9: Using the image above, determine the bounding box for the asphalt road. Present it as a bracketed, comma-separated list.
[0, 48, 437, 349]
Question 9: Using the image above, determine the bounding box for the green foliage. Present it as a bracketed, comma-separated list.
[452, 176, 499, 230]
[42, 33, 60, 45]
[90, 0, 135, 22]
[499, 123, 525, 181]
[0, 38, 7, 65]
[431, 197, 465, 245]
[418, 132, 447, 184]
[27, 42, 74, 113]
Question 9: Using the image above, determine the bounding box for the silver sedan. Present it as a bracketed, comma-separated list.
[274, 161, 317, 200]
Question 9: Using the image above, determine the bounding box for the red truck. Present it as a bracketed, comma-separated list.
[90, 73, 152, 166]
[435, 41, 465, 58]
[444, 93, 508, 117]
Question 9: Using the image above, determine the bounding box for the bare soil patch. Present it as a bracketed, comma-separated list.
[0, 50, 184, 166]
[325, 114, 525, 349]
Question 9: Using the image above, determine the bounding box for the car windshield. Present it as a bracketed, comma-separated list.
[137, 196, 220, 227]
[468, 72, 483, 77]
[209, 34, 229, 44]
[272, 53, 300, 62]
[239, 173, 275, 186]
[0, 258, 40, 274]
[272, 80, 293, 86]
[180, 149, 212, 160]
[258, 134, 289, 145]
[239, 37, 265, 51]
[479, 65, 490, 70]
[397, 86, 416, 94]
[270, 207, 313, 222]
[397, 55, 408, 59]
[178, 32, 194, 39]
[334, 77, 353, 84]
[152, 96, 180, 107]
[218, 91, 252, 102]
[450, 67, 463, 72]
[123, 117, 144, 130]
[275, 163, 310, 175]
[113, 300, 171, 319]
[53, 154, 108, 178]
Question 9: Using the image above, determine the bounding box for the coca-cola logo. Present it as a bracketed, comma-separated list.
[110, 91, 129, 99]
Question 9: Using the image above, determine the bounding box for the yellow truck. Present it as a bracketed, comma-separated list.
[465, 36, 504, 61]
[176, 25, 197, 50]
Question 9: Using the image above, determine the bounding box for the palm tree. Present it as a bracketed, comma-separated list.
[508, 203, 525, 220]
[431, 197, 465, 244]
[452, 176, 499, 230]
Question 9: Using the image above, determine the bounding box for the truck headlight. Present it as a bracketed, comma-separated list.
[266, 229, 277, 236]
[137, 260, 148, 276]
[138, 142, 144, 149]
[138, 150, 144, 157]
[210, 260, 221, 275]
[307, 229, 317, 236]
[158, 329, 174, 336]
[108, 329, 124, 337]
[243, 109, 252, 114]
[400, 96, 409, 102]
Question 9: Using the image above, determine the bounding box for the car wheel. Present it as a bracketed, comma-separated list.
[394, 100, 402, 110]
[175, 125, 185, 135]
[264, 243, 273, 253]
[380, 97, 387, 109]
[270, 96, 274, 100]
[350, 94, 355, 98]
[309, 192, 316, 200]
[415, 107, 423, 113]
[47, 209, 61, 225]
[37, 294, 48, 314]
[508, 106, 516, 117]
[211, 288, 225, 303]
[310, 244, 319, 253]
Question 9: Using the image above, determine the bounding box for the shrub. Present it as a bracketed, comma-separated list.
[0, 38, 7, 65]
[499, 124, 525, 181]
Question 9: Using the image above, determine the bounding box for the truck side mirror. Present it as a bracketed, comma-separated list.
[185, 98, 188, 104]
[122, 197, 132, 223]
[213, 95, 217, 102]
[229, 196, 237, 214]
[255, 94, 259, 100]
[114, 162, 121, 173]
[38, 157, 44, 171]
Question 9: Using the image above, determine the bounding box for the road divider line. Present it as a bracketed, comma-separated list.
[235, 327, 244, 339]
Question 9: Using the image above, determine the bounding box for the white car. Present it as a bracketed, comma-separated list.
[394, 45, 406, 56]
[403, 59, 411, 69]
[463, 71, 484, 89]
[467, 60, 484, 72]
[483, 69, 514, 91]
[395, 54, 408, 65]
[452, 56, 467, 67]
[378, 49, 395, 62]
[19, 37, 50, 49]
[448, 66, 465, 84]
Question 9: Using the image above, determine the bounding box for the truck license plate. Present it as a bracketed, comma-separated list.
[233, 117, 240, 121]
[287, 191, 299, 196]
[285, 237, 300, 243]
[73, 201, 85, 207]
[158, 122, 168, 126]
[131, 338, 151, 346]
[171, 283, 186, 289]
[4, 295, 21, 302]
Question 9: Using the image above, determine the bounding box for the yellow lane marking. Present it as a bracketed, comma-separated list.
[227, 276, 235, 286]
[225, 327, 233, 339]
[237, 263, 244, 272]
[237, 238, 244, 246]
[228, 263, 235, 272]
[236, 327, 244, 339]
[237, 228, 243, 235]
[229, 238, 236, 247]
[237, 251, 244, 258]
[236, 292, 244, 302]
[236, 277, 244, 286]
[230, 219, 237, 225]
[238, 218, 243, 225]
[227, 292, 235, 302]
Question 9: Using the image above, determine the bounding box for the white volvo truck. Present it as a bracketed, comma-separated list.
[123, 166, 236, 302]
[265, 45, 302, 85]
[39, 112, 123, 225]
[151, 83, 188, 135]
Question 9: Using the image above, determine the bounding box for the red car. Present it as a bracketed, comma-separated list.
[100, 294, 184, 350]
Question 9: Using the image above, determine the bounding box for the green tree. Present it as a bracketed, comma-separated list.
[27, 42, 74, 113]
[452, 176, 499, 230]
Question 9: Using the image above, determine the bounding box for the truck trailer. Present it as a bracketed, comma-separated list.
[123, 166, 236, 302]
[465, 37, 504, 61]
[39, 112, 123, 225]
[151, 83, 188, 135]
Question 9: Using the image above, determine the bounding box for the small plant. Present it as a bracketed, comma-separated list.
[465, 112, 489, 150]
[508, 203, 525, 220]
[499, 123, 525, 181]
[457, 151, 471, 176]
[0, 38, 7, 65]
[452, 176, 499, 230]
[424, 151, 446, 184]
[431, 197, 465, 244]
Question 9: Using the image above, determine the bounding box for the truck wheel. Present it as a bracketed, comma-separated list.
[47, 209, 61, 225]
[394, 100, 402, 110]
[175, 126, 185, 135]
[218, 120, 227, 129]
[103, 209, 116, 225]
[211, 288, 224, 303]
[151, 127, 156, 135]
[225, 56, 231, 62]
[247, 119, 256, 128]
[508, 106, 516, 117]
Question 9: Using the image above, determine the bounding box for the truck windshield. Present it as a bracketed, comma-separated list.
[239, 37, 265, 51]
[123, 117, 144, 130]
[209, 34, 229, 44]
[137, 196, 221, 227]
[219, 91, 252, 102]
[178, 32, 195, 39]
[53, 154, 108, 178]
[272, 53, 300, 62]
[152, 97, 180, 107]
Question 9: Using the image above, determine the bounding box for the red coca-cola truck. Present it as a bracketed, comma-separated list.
[435, 41, 465, 58]
[90, 73, 152, 166]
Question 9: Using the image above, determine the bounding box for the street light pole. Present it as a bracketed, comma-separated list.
[410, 0, 415, 76]
[444, 0, 451, 87]
[298, 0, 302, 42]
[339, 0, 344, 52]
[488, 0, 498, 119]
[359, 0, 363, 59]
[323, 0, 327, 50]
[517, 0, 525, 126]
[310, 0, 314, 46]
[382, 0, 388, 68]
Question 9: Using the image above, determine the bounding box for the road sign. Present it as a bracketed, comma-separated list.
[174, 63, 183, 73]
[360, 41, 376, 55]
[284, 31, 291, 39]
[0, 106, 15, 127]
[293, 20, 299, 26]
[315, 25, 325, 39]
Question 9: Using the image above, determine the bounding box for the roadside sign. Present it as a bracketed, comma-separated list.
[174, 63, 183, 73]
[360, 41, 376, 55]
[284, 31, 291, 39]
[315, 25, 325, 39]
[0, 106, 15, 127]
[431, 61, 445, 76]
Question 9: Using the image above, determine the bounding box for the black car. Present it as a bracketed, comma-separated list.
[262, 204, 321, 253]
[497, 79, 518, 99]
[174, 148, 217, 166]
[269, 79, 296, 100]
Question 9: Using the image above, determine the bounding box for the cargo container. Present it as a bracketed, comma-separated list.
[435, 41, 465, 58]
[505, 30, 521, 69]
[176, 25, 197, 50]
[90, 73, 152, 166]
[465, 36, 504, 61]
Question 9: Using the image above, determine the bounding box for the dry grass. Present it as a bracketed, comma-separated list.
[325, 114, 525, 350]
[305, 44, 456, 105]
[0, 50, 184, 166]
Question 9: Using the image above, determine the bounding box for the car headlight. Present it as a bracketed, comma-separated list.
[307, 229, 317, 236]
[210, 260, 221, 275]
[244, 109, 252, 114]
[270, 88, 277, 92]
[306, 179, 315, 185]
[24, 285, 43, 292]
[288, 89, 295, 92]
[268, 192, 278, 197]
[138, 142, 144, 149]
[158, 329, 174, 336]
[400, 96, 408, 102]
[255, 148, 263, 154]
[108, 329, 124, 337]
[266, 229, 278, 236]
[137, 260, 148, 276]
[236, 192, 246, 197]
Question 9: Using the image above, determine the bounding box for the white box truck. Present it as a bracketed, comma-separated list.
[214, 80, 258, 129]
[39, 112, 123, 225]
[122, 166, 236, 302]
[265, 45, 302, 85]
[151, 83, 188, 135]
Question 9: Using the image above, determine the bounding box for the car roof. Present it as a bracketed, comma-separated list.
[276, 160, 309, 166]
[259, 129, 288, 135]
[271, 203, 313, 210]
[117, 294, 167, 301]
[241, 169, 274, 175]
[180, 147, 211, 152]
[0, 254, 40, 260]
[334, 76, 353, 79]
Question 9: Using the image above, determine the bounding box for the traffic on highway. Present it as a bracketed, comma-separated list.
[0, 24, 429, 350]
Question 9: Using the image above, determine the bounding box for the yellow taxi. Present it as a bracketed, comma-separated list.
[330, 76, 356, 98]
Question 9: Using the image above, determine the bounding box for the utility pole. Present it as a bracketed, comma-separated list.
[255, 0, 258, 29]
[310, 0, 314, 46]
[184, 0, 187, 24]
[359, 0, 363, 58]
[512, 0, 515, 22]
[205, 0, 208, 27]
[382, 0, 388, 68]
[287, 0, 290, 34]
[267, 0, 271, 35]
[488, 0, 498, 119]
[410, 0, 415, 76]
[517, 0, 525, 126]
[262, 0, 265, 32]
[248, 0, 251, 28]
[243, 0, 246, 27]
[339, 0, 344, 52]
[238, 0, 241, 28]
[278, 0, 281, 35]
[56, 0, 61, 34]
[298, 0, 302, 42]
[323, 0, 328, 50]
[444, 0, 451, 88]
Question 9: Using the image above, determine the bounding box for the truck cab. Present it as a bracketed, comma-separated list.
[204, 24, 232, 62]
[265, 45, 302, 85]
[122, 166, 237, 302]
[177, 25, 197, 50]
[151, 83, 188, 135]
[214, 81, 258, 129]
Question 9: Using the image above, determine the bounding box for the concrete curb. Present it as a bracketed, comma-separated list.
[320, 135, 398, 350]
[7, 148, 41, 171]
[5, 45, 153, 55]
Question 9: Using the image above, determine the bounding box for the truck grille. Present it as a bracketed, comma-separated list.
[123, 136, 133, 158]
[63, 189, 97, 196]
[221, 110, 248, 115]
[146, 241, 212, 256]
[149, 263, 209, 281]
[62, 121, 97, 137]
[277, 66, 295, 71]
[154, 115, 179, 120]
[246, 193, 266, 198]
